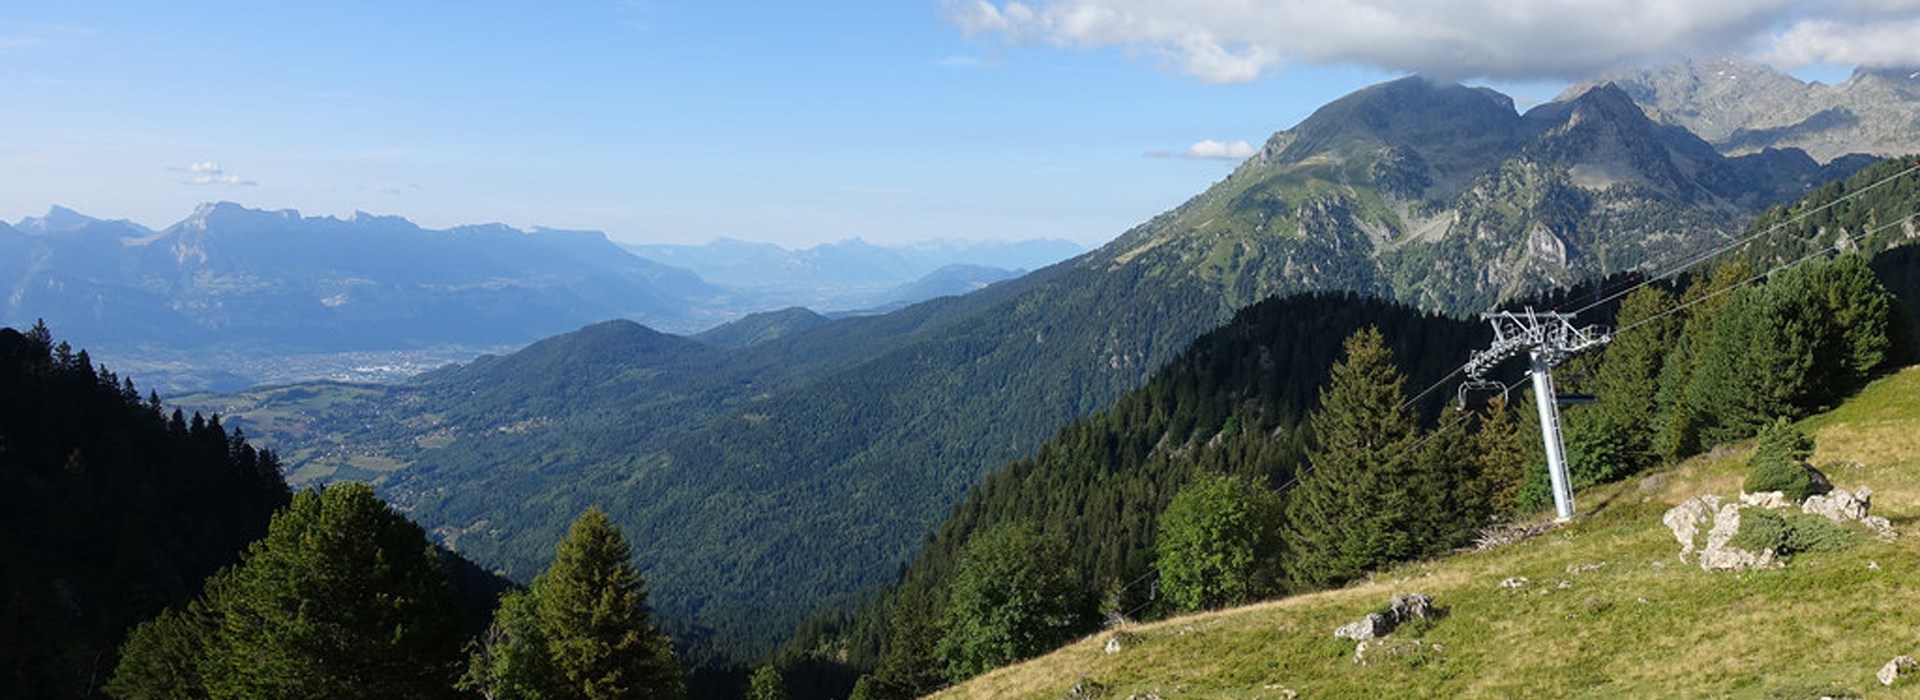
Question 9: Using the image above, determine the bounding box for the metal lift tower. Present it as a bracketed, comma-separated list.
[1462, 309, 1611, 521]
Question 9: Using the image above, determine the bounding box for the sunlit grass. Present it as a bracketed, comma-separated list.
[933, 366, 1920, 699]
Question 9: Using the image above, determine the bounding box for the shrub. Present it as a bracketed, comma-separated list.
[1729, 509, 1790, 553]
[1780, 514, 1853, 554]
[1745, 418, 1819, 501]
[1728, 509, 1853, 557]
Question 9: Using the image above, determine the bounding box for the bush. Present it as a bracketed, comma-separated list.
[1729, 509, 1790, 553]
[1780, 514, 1853, 554]
[1745, 419, 1819, 501]
[1728, 509, 1853, 557]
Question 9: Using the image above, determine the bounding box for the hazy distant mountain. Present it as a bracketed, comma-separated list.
[204, 76, 1878, 661]
[1567, 58, 1920, 162]
[1, 203, 727, 387]
[623, 237, 1082, 311]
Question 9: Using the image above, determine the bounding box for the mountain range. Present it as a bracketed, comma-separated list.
[2, 204, 1078, 391]
[1575, 58, 1920, 162]
[182, 70, 1897, 663]
[625, 237, 1083, 313]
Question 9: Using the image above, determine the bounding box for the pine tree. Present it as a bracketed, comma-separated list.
[199, 483, 466, 700]
[1593, 286, 1679, 472]
[1281, 327, 1422, 590]
[531, 508, 685, 700]
[1467, 394, 1534, 518]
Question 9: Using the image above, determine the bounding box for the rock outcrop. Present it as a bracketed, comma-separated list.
[1665, 495, 1780, 571]
[1666, 483, 1897, 571]
[1334, 593, 1436, 641]
[1880, 655, 1917, 687]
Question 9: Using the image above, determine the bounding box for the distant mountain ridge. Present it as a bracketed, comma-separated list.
[1568, 58, 1920, 162]
[2, 201, 725, 351]
[623, 237, 1082, 313]
[4, 203, 1077, 390]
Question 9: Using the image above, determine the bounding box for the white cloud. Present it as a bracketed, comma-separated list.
[936, 54, 991, 69]
[1768, 17, 1920, 68]
[943, 0, 1920, 82]
[178, 161, 257, 186]
[1147, 139, 1258, 160]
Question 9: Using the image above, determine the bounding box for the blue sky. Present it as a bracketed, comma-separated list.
[1, 1, 1909, 247]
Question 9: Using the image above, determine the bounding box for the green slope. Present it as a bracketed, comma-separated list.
[935, 366, 1920, 700]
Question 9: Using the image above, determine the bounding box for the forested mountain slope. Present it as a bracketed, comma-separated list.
[204, 81, 1882, 663]
[0, 325, 290, 699]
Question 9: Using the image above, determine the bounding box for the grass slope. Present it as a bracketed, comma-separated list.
[935, 366, 1920, 700]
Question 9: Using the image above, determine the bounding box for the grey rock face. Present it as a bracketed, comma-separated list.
[1334, 613, 1395, 641]
[1335, 593, 1435, 641]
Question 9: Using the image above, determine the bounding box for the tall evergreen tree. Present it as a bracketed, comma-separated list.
[198, 483, 466, 700]
[1592, 285, 1680, 472]
[1467, 394, 1535, 518]
[530, 508, 685, 700]
[1652, 263, 1751, 461]
[1281, 327, 1426, 590]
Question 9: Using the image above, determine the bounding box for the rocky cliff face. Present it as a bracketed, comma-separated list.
[1089, 76, 1861, 315]
[1571, 58, 1920, 162]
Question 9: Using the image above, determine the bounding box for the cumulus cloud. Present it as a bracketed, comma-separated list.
[178, 161, 257, 186]
[1769, 17, 1920, 68]
[1147, 139, 1258, 160]
[943, 0, 1920, 83]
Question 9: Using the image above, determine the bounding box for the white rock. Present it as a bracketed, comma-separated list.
[1662, 497, 1714, 561]
[1879, 655, 1917, 687]
[1802, 487, 1871, 523]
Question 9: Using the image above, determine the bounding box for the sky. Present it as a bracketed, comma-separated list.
[2, 1, 1916, 248]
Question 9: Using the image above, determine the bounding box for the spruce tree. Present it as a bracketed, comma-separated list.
[531, 508, 685, 700]
[198, 483, 466, 700]
[1281, 327, 1422, 590]
[1592, 285, 1679, 472]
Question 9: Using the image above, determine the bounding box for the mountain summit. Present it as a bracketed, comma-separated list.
[1569, 58, 1920, 162]
[1097, 76, 1860, 312]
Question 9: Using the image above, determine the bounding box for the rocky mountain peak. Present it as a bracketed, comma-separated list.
[1279, 76, 1521, 164]
[1576, 58, 1920, 161]
[16, 205, 101, 235]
